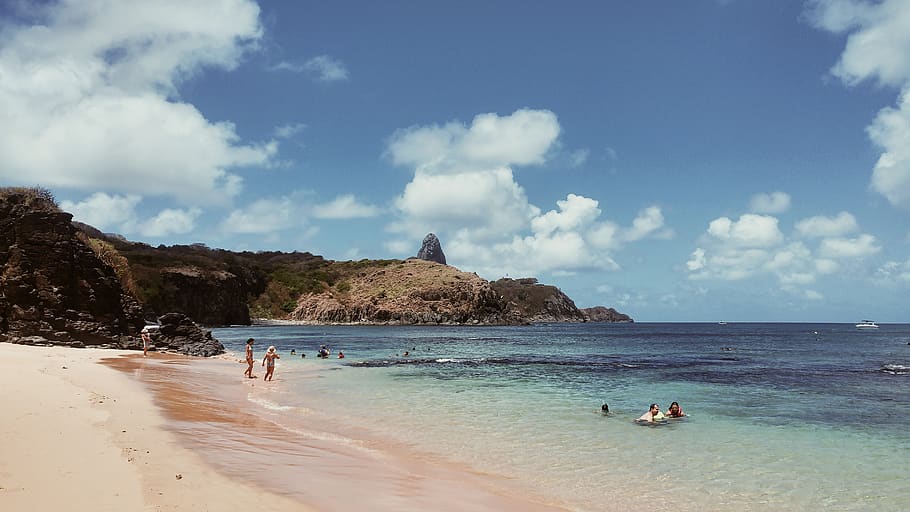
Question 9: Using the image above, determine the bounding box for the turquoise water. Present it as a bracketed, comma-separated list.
[213, 323, 910, 511]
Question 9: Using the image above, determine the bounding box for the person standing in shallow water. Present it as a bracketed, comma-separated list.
[244, 338, 256, 378]
[262, 346, 280, 381]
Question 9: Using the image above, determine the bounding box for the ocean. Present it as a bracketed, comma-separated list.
[196, 322, 910, 511]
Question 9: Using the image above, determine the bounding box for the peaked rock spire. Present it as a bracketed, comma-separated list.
[416, 233, 446, 265]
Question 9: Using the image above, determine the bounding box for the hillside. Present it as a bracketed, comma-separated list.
[0, 194, 635, 327]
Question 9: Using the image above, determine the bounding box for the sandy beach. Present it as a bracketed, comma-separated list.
[0, 343, 308, 512]
[0, 343, 565, 512]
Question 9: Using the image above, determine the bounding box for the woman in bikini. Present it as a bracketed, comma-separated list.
[244, 338, 256, 378]
[262, 345, 280, 381]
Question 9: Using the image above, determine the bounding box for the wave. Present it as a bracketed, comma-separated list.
[880, 364, 910, 375]
[345, 354, 738, 371]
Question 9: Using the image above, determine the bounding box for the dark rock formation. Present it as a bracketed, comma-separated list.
[0, 188, 145, 348]
[152, 267, 255, 326]
[416, 233, 446, 265]
[581, 306, 633, 323]
[491, 278, 588, 323]
[150, 312, 225, 356]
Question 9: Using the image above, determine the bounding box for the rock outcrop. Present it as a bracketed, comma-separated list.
[415, 233, 446, 265]
[581, 306, 633, 323]
[0, 188, 145, 347]
[150, 313, 225, 356]
[491, 278, 588, 323]
[290, 259, 515, 324]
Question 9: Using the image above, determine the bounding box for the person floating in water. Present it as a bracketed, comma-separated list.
[666, 401, 685, 418]
[262, 346, 280, 381]
[637, 403, 664, 423]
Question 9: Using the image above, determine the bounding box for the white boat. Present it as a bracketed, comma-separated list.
[855, 320, 879, 329]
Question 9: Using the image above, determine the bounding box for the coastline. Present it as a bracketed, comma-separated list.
[0, 343, 567, 512]
[0, 343, 308, 512]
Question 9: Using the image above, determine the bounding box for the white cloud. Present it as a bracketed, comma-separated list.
[794, 211, 859, 237]
[876, 259, 910, 282]
[868, 89, 910, 208]
[749, 191, 791, 214]
[391, 167, 539, 241]
[385, 109, 667, 277]
[568, 148, 590, 167]
[531, 194, 600, 236]
[808, 0, 910, 208]
[312, 194, 382, 219]
[273, 123, 306, 139]
[623, 206, 672, 242]
[686, 209, 879, 295]
[0, 0, 274, 206]
[386, 109, 561, 173]
[706, 214, 784, 248]
[140, 207, 202, 237]
[220, 196, 297, 234]
[60, 192, 141, 231]
[818, 234, 881, 258]
[303, 55, 349, 82]
[807, 0, 910, 87]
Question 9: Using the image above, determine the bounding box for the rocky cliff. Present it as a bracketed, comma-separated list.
[0, 188, 225, 354]
[490, 278, 589, 323]
[0, 188, 145, 347]
[581, 306, 633, 323]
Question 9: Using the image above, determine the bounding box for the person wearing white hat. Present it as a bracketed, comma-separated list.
[262, 346, 280, 381]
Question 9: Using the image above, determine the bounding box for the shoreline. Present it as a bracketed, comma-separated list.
[0, 343, 308, 512]
[0, 343, 566, 511]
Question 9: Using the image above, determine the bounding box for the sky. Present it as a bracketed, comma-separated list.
[1, 0, 909, 322]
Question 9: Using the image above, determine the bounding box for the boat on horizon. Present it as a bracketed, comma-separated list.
[855, 320, 879, 329]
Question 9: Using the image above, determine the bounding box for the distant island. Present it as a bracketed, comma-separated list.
[0, 187, 631, 349]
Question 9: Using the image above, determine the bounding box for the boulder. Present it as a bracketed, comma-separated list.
[150, 312, 225, 357]
[416, 233, 446, 265]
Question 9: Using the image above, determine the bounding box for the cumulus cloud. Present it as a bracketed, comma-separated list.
[749, 191, 791, 214]
[706, 214, 784, 248]
[794, 211, 859, 237]
[60, 191, 200, 238]
[139, 208, 202, 237]
[818, 234, 881, 258]
[386, 109, 561, 174]
[60, 192, 142, 231]
[220, 196, 298, 234]
[686, 208, 879, 294]
[0, 0, 274, 206]
[312, 194, 382, 219]
[807, 0, 910, 208]
[385, 109, 669, 277]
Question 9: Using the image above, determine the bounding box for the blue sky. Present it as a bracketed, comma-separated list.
[2, 0, 909, 322]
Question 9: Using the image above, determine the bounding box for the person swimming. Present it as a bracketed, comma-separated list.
[666, 401, 686, 418]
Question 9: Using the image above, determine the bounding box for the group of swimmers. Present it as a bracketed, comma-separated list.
[244, 339, 349, 381]
[600, 401, 686, 424]
[636, 401, 685, 423]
